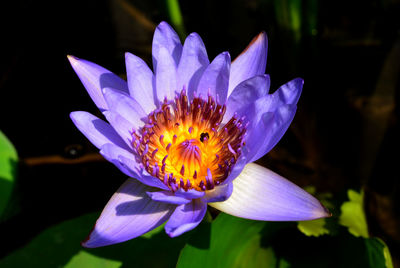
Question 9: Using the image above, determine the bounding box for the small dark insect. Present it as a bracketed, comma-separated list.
[200, 132, 209, 142]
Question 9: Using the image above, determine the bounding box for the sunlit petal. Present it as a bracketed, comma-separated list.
[228, 32, 267, 97]
[165, 199, 207, 237]
[67, 55, 128, 111]
[82, 179, 175, 248]
[210, 163, 330, 221]
[125, 52, 156, 113]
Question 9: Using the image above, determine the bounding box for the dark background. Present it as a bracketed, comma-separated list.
[0, 0, 399, 265]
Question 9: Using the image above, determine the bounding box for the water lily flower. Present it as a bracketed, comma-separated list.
[68, 21, 330, 248]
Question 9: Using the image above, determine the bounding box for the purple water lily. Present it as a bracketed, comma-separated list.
[68, 22, 330, 248]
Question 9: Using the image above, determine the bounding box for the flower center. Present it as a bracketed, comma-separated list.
[132, 90, 246, 192]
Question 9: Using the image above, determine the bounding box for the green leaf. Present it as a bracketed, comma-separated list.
[339, 189, 369, 238]
[0, 130, 18, 218]
[297, 186, 332, 237]
[0, 212, 189, 267]
[177, 213, 277, 268]
[0, 213, 98, 267]
[379, 238, 394, 268]
[65, 251, 122, 268]
[297, 218, 329, 237]
[365, 238, 393, 268]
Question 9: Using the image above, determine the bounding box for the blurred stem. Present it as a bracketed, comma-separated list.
[305, 0, 318, 36]
[289, 0, 302, 41]
[274, 0, 302, 42]
[166, 0, 186, 39]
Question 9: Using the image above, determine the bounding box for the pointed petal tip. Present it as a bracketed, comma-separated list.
[124, 51, 132, 59]
[158, 21, 169, 27]
[317, 202, 333, 218]
[210, 163, 333, 222]
[81, 237, 92, 248]
[166, 230, 177, 238]
[69, 110, 77, 118]
[67, 54, 76, 60]
[156, 21, 175, 34]
[188, 32, 200, 38]
[294, 77, 304, 86]
[234, 31, 268, 62]
[69, 111, 82, 125]
[80, 224, 97, 248]
[67, 55, 80, 65]
[222, 51, 231, 60]
[257, 31, 268, 42]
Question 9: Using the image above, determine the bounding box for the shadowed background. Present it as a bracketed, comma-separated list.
[0, 0, 399, 266]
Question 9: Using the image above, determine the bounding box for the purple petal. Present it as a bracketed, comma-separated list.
[224, 74, 270, 121]
[209, 163, 330, 221]
[67, 55, 128, 111]
[202, 183, 233, 203]
[125, 52, 156, 113]
[70, 111, 128, 150]
[119, 156, 170, 190]
[258, 78, 303, 112]
[147, 191, 192, 205]
[155, 46, 178, 102]
[102, 87, 146, 129]
[174, 188, 206, 199]
[103, 111, 134, 149]
[177, 32, 209, 100]
[196, 52, 230, 104]
[99, 143, 139, 178]
[231, 78, 303, 162]
[99, 143, 168, 190]
[274, 77, 303, 106]
[82, 179, 175, 248]
[228, 32, 268, 97]
[164, 199, 207, 237]
[99, 143, 169, 190]
[244, 105, 296, 162]
[152, 21, 182, 70]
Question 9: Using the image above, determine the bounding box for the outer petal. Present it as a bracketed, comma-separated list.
[82, 179, 176, 248]
[70, 111, 128, 150]
[165, 199, 207, 237]
[224, 74, 270, 121]
[100, 143, 169, 190]
[175, 188, 206, 199]
[103, 111, 134, 149]
[202, 183, 233, 203]
[260, 78, 303, 112]
[228, 32, 268, 97]
[147, 191, 192, 205]
[209, 163, 330, 221]
[244, 105, 296, 162]
[67, 55, 129, 111]
[99, 143, 140, 178]
[155, 47, 178, 102]
[196, 52, 230, 104]
[125, 52, 156, 113]
[102, 87, 146, 130]
[177, 32, 209, 100]
[274, 77, 303, 106]
[152, 21, 182, 69]
[243, 78, 303, 162]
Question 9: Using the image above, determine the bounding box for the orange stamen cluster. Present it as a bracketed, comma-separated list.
[132, 90, 246, 192]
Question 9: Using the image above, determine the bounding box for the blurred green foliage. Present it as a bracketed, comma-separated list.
[0, 0, 398, 266]
[0, 131, 17, 219]
[340, 189, 369, 238]
[0, 206, 392, 267]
